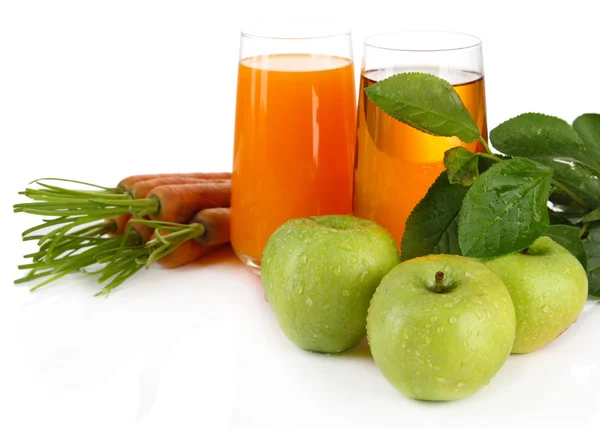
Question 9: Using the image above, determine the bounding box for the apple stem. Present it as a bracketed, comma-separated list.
[435, 271, 444, 293]
[522, 248, 529, 255]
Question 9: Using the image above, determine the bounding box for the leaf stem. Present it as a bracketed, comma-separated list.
[478, 135, 492, 155]
[551, 179, 589, 211]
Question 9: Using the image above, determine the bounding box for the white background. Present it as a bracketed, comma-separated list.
[1, 1, 599, 427]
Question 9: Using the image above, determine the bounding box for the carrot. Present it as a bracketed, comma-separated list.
[129, 177, 222, 199]
[118, 172, 231, 191]
[133, 207, 231, 268]
[106, 213, 132, 237]
[189, 207, 231, 245]
[155, 238, 218, 268]
[146, 180, 231, 223]
[106, 176, 227, 233]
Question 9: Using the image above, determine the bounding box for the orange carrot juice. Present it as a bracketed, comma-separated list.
[231, 54, 356, 268]
[354, 67, 487, 251]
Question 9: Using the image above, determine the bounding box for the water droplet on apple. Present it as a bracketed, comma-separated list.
[296, 286, 303, 294]
[455, 381, 465, 390]
[493, 302, 499, 309]
[424, 336, 431, 346]
[334, 266, 342, 275]
[402, 342, 406, 349]
[343, 289, 350, 297]
[437, 326, 444, 334]
[362, 259, 370, 268]
[465, 272, 472, 278]
[449, 316, 458, 324]
[358, 271, 367, 281]
[463, 338, 469, 346]
[430, 316, 438, 323]
[476, 331, 481, 338]
[466, 330, 472, 337]
[444, 303, 453, 309]
[425, 324, 431, 328]
[306, 297, 313, 306]
[350, 255, 358, 264]
[415, 350, 421, 356]
[434, 366, 441, 371]
[403, 331, 409, 339]
[436, 377, 447, 384]
[542, 305, 550, 313]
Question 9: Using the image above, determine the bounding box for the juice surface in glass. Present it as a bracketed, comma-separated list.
[232, 54, 356, 267]
[354, 66, 488, 251]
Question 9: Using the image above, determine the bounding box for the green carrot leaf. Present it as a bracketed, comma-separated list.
[364, 72, 481, 142]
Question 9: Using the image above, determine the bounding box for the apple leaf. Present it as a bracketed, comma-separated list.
[458, 158, 553, 258]
[534, 157, 600, 210]
[490, 113, 600, 170]
[544, 224, 587, 270]
[583, 224, 600, 271]
[583, 224, 600, 296]
[444, 147, 479, 186]
[549, 190, 589, 225]
[401, 172, 467, 261]
[573, 113, 600, 155]
[364, 72, 481, 142]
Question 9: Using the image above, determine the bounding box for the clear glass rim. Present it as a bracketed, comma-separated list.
[241, 23, 351, 41]
[364, 31, 482, 52]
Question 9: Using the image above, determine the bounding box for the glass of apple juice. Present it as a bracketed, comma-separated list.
[353, 31, 488, 252]
[231, 25, 356, 273]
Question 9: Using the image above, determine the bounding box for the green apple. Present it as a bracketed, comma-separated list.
[262, 215, 400, 353]
[484, 236, 588, 354]
[367, 254, 516, 401]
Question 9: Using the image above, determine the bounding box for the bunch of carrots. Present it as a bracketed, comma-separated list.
[13, 172, 233, 296]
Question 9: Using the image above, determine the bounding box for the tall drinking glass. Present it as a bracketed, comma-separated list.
[354, 31, 488, 251]
[232, 25, 356, 273]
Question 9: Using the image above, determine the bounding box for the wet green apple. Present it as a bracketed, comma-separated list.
[367, 254, 516, 401]
[484, 236, 588, 354]
[262, 215, 400, 353]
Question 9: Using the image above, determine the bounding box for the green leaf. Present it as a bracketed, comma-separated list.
[573, 113, 600, 152]
[444, 147, 479, 186]
[401, 172, 467, 261]
[583, 223, 600, 296]
[581, 208, 600, 223]
[458, 158, 553, 258]
[490, 113, 600, 170]
[587, 271, 600, 297]
[544, 224, 587, 270]
[364, 72, 481, 142]
[535, 157, 600, 209]
[583, 223, 600, 272]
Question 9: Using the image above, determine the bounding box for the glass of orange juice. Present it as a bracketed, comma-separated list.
[354, 31, 488, 251]
[231, 25, 356, 273]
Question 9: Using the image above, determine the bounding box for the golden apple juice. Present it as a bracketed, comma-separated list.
[353, 67, 488, 251]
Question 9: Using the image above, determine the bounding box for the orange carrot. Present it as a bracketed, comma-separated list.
[139, 207, 231, 268]
[129, 221, 154, 243]
[129, 177, 226, 199]
[106, 213, 132, 237]
[147, 180, 231, 223]
[190, 207, 231, 246]
[118, 172, 231, 191]
[156, 239, 219, 268]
